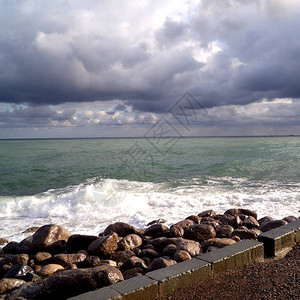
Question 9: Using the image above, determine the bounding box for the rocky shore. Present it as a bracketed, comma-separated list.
[0, 208, 298, 299]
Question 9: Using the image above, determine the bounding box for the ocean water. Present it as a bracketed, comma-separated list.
[0, 137, 299, 242]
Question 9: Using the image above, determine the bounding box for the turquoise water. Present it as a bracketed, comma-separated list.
[0, 137, 299, 241]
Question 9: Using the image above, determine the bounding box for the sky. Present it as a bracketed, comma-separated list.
[1, 0, 300, 138]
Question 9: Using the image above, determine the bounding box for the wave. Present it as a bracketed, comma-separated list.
[0, 177, 299, 242]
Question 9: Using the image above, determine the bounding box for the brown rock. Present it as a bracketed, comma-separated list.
[149, 257, 177, 271]
[231, 235, 241, 242]
[104, 222, 137, 237]
[243, 216, 260, 228]
[110, 251, 135, 264]
[214, 214, 236, 226]
[162, 244, 177, 257]
[22, 227, 40, 234]
[186, 215, 202, 224]
[50, 253, 86, 268]
[258, 216, 274, 226]
[259, 220, 288, 232]
[169, 225, 184, 237]
[231, 228, 260, 240]
[15, 236, 33, 254]
[100, 260, 117, 267]
[85, 256, 102, 267]
[30, 224, 71, 253]
[0, 254, 29, 268]
[44, 265, 124, 299]
[140, 249, 160, 259]
[147, 219, 167, 226]
[31, 252, 52, 265]
[174, 250, 191, 262]
[177, 239, 201, 256]
[184, 224, 216, 241]
[225, 208, 257, 220]
[216, 225, 234, 237]
[122, 268, 143, 280]
[120, 256, 148, 271]
[201, 220, 220, 229]
[118, 234, 142, 251]
[144, 224, 169, 237]
[202, 238, 236, 251]
[173, 219, 195, 229]
[88, 233, 118, 256]
[67, 234, 98, 253]
[0, 278, 25, 294]
[198, 210, 216, 218]
[282, 216, 298, 223]
[2, 242, 18, 254]
[0, 238, 8, 246]
[37, 264, 64, 277]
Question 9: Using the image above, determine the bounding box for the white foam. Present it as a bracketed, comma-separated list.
[0, 177, 299, 243]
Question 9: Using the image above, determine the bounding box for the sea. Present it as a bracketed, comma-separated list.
[0, 136, 299, 242]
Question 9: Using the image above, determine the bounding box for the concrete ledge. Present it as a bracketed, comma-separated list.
[284, 219, 300, 242]
[196, 240, 264, 274]
[68, 286, 121, 300]
[110, 275, 158, 300]
[146, 258, 210, 297]
[258, 227, 295, 256]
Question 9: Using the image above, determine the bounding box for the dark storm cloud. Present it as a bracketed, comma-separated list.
[0, 0, 300, 115]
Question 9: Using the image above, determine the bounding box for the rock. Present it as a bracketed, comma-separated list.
[214, 214, 236, 226]
[169, 225, 184, 237]
[50, 253, 86, 268]
[174, 250, 191, 262]
[162, 244, 177, 257]
[198, 210, 216, 218]
[259, 220, 288, 232]
[201, 220, 220, 229]
[186, 215, 202, 224]
[30, 224, 71, 253]
[0, 254, 29, 268]
[120, 256, 148, 271]
[0, 238, 8, 246]
[85, 256, 102, 268]
[110, 251, 135, 264]
[2, 242, 18, 254]
[0, 278, 25, 294]
[118, 234, 142, 251]
[144, 224, 169, 237]
[282, 216, 298, 223]
[184, 224, 216, 241]
[67, 234, 98, 253]
[4, 264, 34, 281]
[177, 239, 201, 256]
[122, 268, 143, 280]
[258, 216, 274, 226]
[224, 208, 257, 220]
[231, 235, 241, 242]
[15, 236, 33, 254]
[37, 264, 64, 277]
[22, 227, 40, 234]
[216, 225, 234, 237]
[104, 222, 137, 237]
[4, 282, 46, 300]
[140, 249, 160, 259]
[31, 252, 52, 265]
[88, 233, 118, 256]
[44, 265, 124, 299]
[100, 260, 117, 267]
[243, 216, 260, 228]
[231, 228, 260, 240]
[201, 238, 236, 251]
[173, 219, 195, 229]
[149, 257, 177, 271]
[147, 219, 167, 226]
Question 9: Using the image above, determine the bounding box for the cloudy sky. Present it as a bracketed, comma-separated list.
[1, 0, 300, 138]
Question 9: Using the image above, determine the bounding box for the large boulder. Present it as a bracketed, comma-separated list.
[110, 251, 135, 264]
[44, 265, 124, 299]
[243, 216, 260, 228]
[117, 234, 142, 251]
[184, 224, 216, 241]
[37, 264, 64, 278]
[177, 239, 201, 256]
[0, 278, 25, 294]
[231, 228, 261, 240]
[31, 252, 52, 265]
[67, 234, 98, 253]
[104, 222, 138, 237]
[4, 263, 34, 281]
[149, 257, 177, 271]
[30, 224, 71, 253]
[198, 210, 216, 218]
[174, 250, 191, 262]
[144, 224, 169, 237]
[259, 220, 288, 232]
[88, 233, 118, 256]
[173, 219, 195, 229]
[120, 256, 148, 271]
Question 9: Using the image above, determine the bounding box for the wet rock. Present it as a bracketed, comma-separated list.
[162, 244, 177, 257]
[110, 251, 135, 264]
[140, 249, 160, 259]
[147, 219, 167, 226]
[243, 216, 260, 228]
[201, 238, 236, 251]
[173, 219, 195, 229]
[4, 264, 34, 281]
[2, 242, 18, 254]
[169, 225, 184, 237]
[15, 236, 33, 254]
[177, 239, 201, 256]
[88, 233, 118, 256]
[100, 260, 117, 267]
[22, 227, 40, 234]
[50, 253, 86, 268]
[0, 278, 25, 294]
[282, 216, 298, 223]
[149, 257, 177, 271]
[30, 224, 71, 253]
[104, 222, 137, 237]
[258, 216, 274, 226]
[216, 225, 234, 237]
[31, 252, 52, 265]
[225, 208, 257, 220]
[198, 210, 216, 218]
[144, 224, 169, 237]
[44, 265, 124, 299]
[120, 256, 148, 271]
[37, 264, 64, 278]
[174, 250, 191, 262]
[0, 254, 29, 268]
[231, 228, 260, 240]
[259, 220, 288, 232]
[4, 282, 45, 300]
[67, 234, 98, 253]
[0, 239, 8, 246]
[85, 256, 102, 268]
[122, 268, 143, 280]
[117, 234, 142, 251]
[214, 214, 236, 226]
[184, 224, 216, 241]
[186, 215, 202, 224]
[201, 220, 220, 229]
